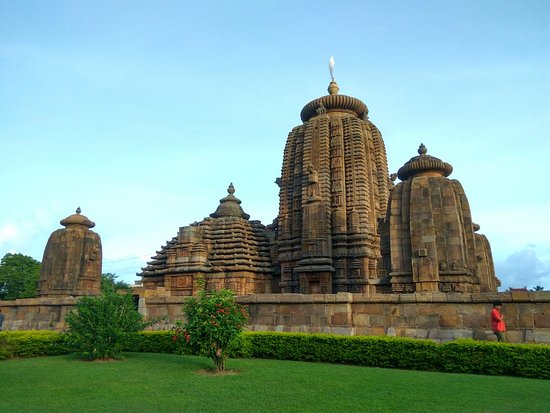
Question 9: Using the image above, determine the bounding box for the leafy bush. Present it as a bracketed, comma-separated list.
[172, 288, 248, 372]
[0, 331, 67, 360]
[65, 290, 148, 360]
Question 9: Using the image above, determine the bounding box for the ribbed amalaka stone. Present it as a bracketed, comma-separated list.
[379, 145, 499, 293]
[138, 184, 273, 295]
[275, 80, 391, 294]
[39, 208, 102, 296]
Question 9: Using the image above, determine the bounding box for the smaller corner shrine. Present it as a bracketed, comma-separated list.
[139, 183, 275, 296]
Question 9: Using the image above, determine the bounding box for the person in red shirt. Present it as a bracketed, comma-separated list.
[491, 301, 506, 342]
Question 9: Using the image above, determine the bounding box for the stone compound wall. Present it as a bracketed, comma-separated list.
[2, 291, 549, 344]
[142, 291, 550, 344]
[0, 297, 77, 331]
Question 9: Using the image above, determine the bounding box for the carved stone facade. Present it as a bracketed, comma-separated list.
[379, 145, 499, 293]
[139, 184, 273, 295]
[39, 208, 102, 296]
[275, 81, 390, 294]
[138, 80, 497, 296]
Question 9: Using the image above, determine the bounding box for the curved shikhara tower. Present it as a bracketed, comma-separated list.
[275, 80, 391, 293]
[379, 144, 499, 293]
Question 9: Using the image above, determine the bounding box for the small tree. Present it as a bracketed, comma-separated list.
[65, 290, 147, 360]
[173, 288, 249, 372]
[0, 253, 40, 300]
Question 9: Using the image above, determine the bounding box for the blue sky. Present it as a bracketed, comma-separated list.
[1, 1, 548, 290]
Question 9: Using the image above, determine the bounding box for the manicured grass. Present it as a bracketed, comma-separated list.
[1, 353, 549, 413]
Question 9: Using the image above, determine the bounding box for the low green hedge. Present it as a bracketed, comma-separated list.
[242, 332, 550, 379]
[126, 330, 180, 354]
[2, 330, 549, 379]
[237, 332, 441, 371]
[0, 331, 67, 360]
[133, 331, 550, 379]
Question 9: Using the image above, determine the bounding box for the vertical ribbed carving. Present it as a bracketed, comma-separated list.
[383, 170, 496, 293]
[347, 117, 370, 232]
[369, 122, 390, 218]
[330, 118, 346, 234]
[275, 88, 391, 294]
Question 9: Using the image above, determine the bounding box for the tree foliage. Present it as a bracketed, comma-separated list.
[173, 287, 249, 372]
[101, 272, 130, 293]
[65, 290, 148, 360]
[0, 253, 41, 300]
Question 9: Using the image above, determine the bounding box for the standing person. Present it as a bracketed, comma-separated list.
[491, 301, 506, 342]
[0, 309, 4, 331]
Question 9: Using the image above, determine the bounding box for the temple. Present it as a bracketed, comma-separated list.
[138, 72, 499, 296]
[39, 208, 102, 296]
[140, 184, 274, 295]
[379, 144, 498, 293]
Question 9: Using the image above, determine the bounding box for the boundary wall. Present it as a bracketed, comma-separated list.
[2, 291, 549, 344]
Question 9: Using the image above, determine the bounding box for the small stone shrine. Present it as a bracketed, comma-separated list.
[379, 144, 498, 293]
[139, 63, 499, 296]
[39, 207, 102, 296]
[140, 184, 273, 295]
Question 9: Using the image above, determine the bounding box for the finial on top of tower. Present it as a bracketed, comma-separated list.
[329, 56, 335, 82]
[418, 143, 427, 155]
[327, 56, 339, 95]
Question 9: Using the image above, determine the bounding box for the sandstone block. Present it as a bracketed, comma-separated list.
[352, 314, 370, 326]
[369, 315, 386, 326]
[439, 315, 461, 328]
[330, 327, 355, 336]
[415, 315, 439, 328]
[534, 313, 550, 328]
[291, 315, 311, 325]
[331, 312, 351, 326]
[461, 313, 486, 329]
[533, 331, 550, 344]
[391, 316, 409, 327]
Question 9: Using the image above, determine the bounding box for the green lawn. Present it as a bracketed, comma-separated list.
[1, 353, 549, 413]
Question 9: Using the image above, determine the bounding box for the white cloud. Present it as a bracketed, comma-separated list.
[0, 222, 19, 244]
[0, 207, 61, 260]
[495, 245, 550, 291]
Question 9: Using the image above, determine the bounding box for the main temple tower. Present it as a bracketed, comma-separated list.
[275, 69, 391, 294]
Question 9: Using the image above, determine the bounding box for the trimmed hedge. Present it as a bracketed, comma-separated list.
[237, 332, 441, 371]
[2, 330, 549, 379]
[132, 331, 550, 379]
[0, 331, 67, 360]
[126, 331, 180, 354]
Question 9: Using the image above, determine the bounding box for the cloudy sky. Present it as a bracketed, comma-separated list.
[1, 1, 548, 290]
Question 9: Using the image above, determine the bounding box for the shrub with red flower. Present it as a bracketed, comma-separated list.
[172, 287, 249, 372]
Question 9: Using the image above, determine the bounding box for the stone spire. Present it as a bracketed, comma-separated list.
[210, 183, 250, 220]
[276, 76, 391, 294]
